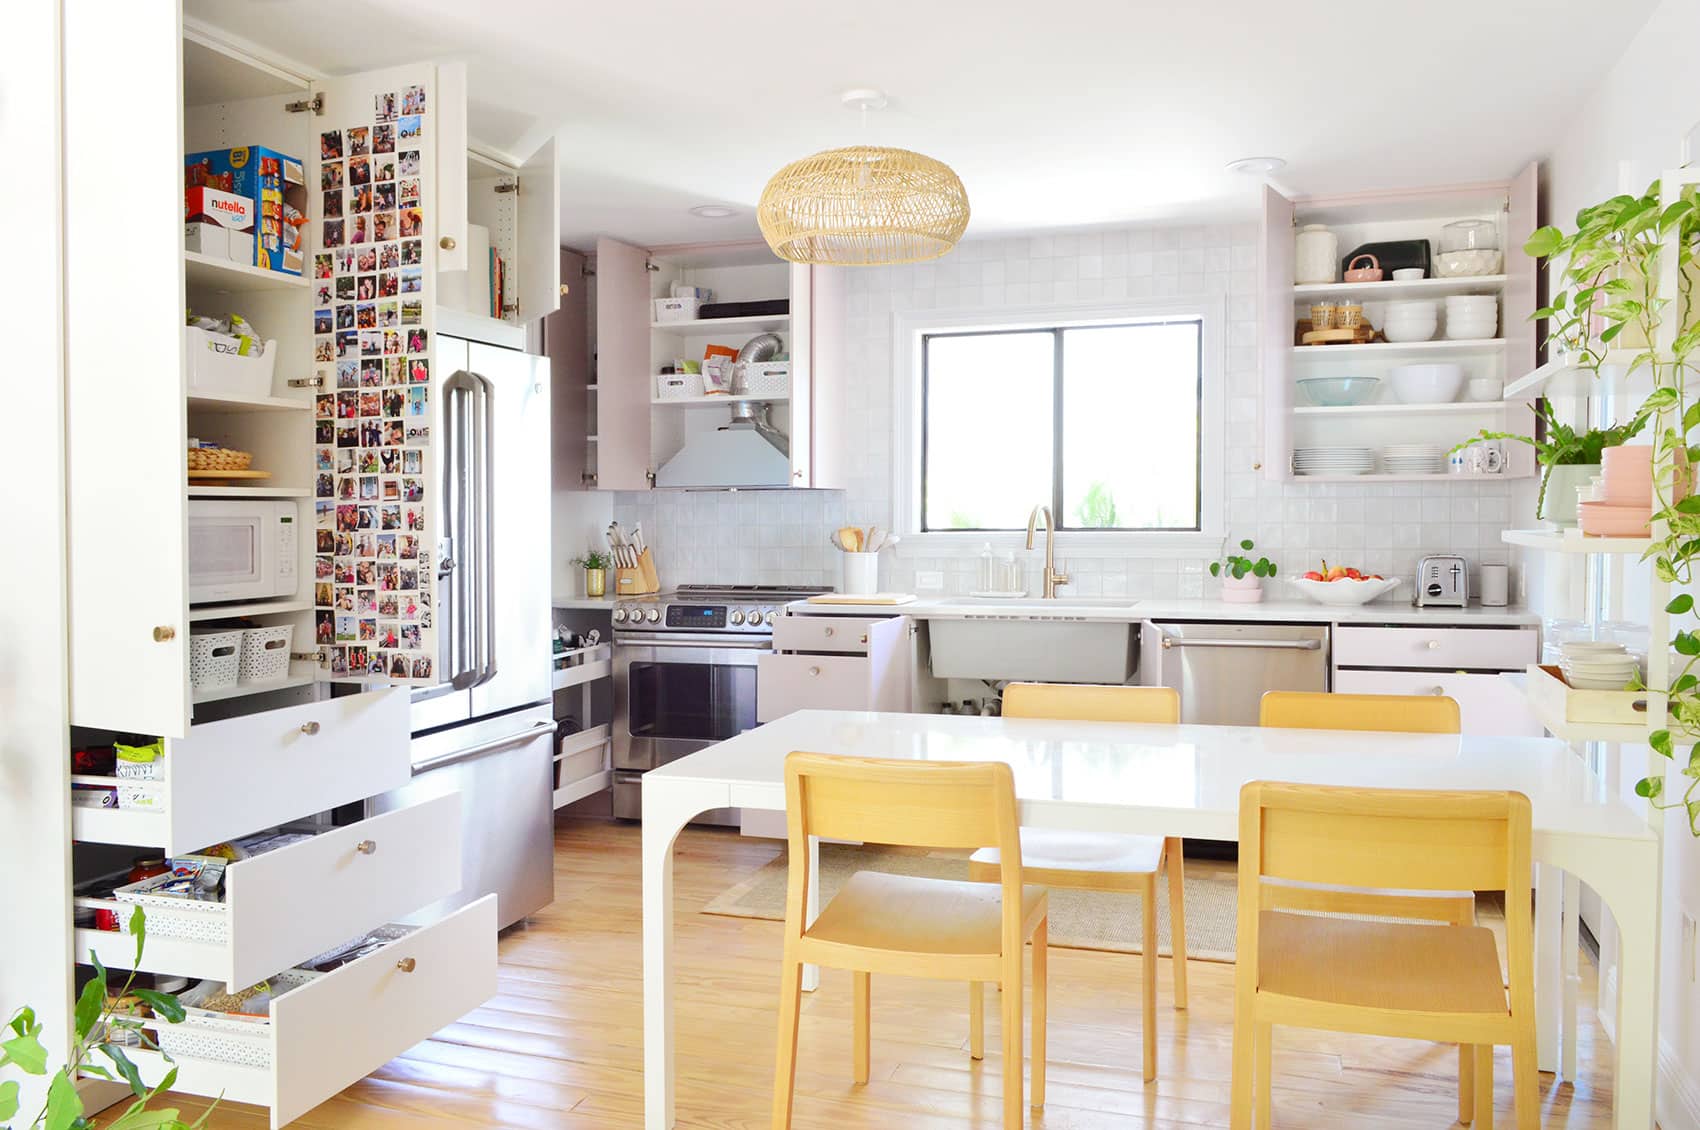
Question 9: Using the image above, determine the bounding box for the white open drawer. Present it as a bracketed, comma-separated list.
[115, 895, 497, 1130]
[772, 615, 890, 654]
[72, 688, 410, 855]
[76, 792, 462, 986]
[1333, 625, 1538, 671]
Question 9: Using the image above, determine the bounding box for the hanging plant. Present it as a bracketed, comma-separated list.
[1524, 178, 1700, 832]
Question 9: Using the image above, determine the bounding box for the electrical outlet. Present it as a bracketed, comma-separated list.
[1683, 912, 1698, 982]
[915, 570, 944, 591]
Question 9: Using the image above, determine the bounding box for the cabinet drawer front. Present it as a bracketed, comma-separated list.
[773, 615, 885, 654]
[1333, 626, 1537, 671]
[169, 688, 410, 853]
[1332, 670, 1544, 736]
[225, 792, 462, 986]
[757, 654, 872, 722]
[271, 895, 497, 1127]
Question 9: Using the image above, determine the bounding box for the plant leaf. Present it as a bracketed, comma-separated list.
[129, 905, 147, 971]
[1650, 729, 1674, 758]
[74, 974, 105, 1042]
[1524, 227, 1565, 258]
[101, 1043, 148, 1098]
[1636, 775, 1664, 799]
[129, 990, 185, 1025]
[105, 1108, 188, 1130]
[1669, 593, 1695, 615]
[0, 1031, 49, 1075]
[0, 1078, 20, 1122]
[1240, 539, 1253, 551]
[43, 1070, 84, 1130]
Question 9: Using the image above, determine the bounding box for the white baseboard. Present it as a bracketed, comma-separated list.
[1594, 966, 1700, 1130]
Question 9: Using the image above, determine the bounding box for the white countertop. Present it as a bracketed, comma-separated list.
[552, 597, 619, 611]
[786, 595, 1539, 626]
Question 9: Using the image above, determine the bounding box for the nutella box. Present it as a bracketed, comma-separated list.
[186, 146, 306, 275]
[185, 185, 256, 264]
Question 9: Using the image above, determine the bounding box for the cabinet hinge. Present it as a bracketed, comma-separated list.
[284, 94, 325, 116]
[288, 376, 325, 389]
[581, 471, 598, 487]
[645, 469, 657, 488]
[290, 650, 322, 663]
[493, 182, 519, 195]
[502, 303, 519, 316]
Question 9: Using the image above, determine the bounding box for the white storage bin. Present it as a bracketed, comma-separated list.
[652, 296, 702, 323]
[114, 872, 231, 944]
[189, 629, 242, 691]
[739, 360, 790, 398]
[656, 372, 706, 400]
[159, 970, 323, 1068]
[238, 624, 294, 684]
[185, 326, 277, 400]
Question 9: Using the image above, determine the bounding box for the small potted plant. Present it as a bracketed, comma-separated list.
[571, 550, 611, 599]
[1453, 400, 1651, 527]
[1210, 538, 1277, 603]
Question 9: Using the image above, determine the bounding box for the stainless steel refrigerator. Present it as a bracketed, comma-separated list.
[371, 328, 555, 931]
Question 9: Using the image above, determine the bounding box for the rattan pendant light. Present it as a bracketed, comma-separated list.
[758, 90, 969, 266]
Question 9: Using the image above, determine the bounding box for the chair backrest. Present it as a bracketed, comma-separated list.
[1235, 781, 1533, 999]
[1258, 691, 1460, 734]
[1003, 682, 1180, 724]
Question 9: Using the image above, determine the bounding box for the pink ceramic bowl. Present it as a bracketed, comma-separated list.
[1578, 500, 1651, 537]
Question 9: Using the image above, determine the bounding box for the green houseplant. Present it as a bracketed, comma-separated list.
[3, 907, 211, 1130]
[1211, 538, 1276, 603]
[1454, 399, 1652, 524]
[1522, 178, 1700, 831]
[570, 549, 611, 599]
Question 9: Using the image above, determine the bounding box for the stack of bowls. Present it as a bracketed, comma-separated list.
[1381, 300, 1438, 343]
[1559, 641, 1641, 690]
[1579, 444, 1653, 536]
[1382, 444, 1446, 474]
[1444, 295, 1499, 340]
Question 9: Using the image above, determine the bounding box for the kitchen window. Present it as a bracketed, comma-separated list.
[896, 299, 1224, 548]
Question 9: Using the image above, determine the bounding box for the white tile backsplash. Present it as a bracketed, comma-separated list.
[614, 221, 1518, 596]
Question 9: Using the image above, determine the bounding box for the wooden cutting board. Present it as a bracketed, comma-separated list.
[806, 593, 918, 605]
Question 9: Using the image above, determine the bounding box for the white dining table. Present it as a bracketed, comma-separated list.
[640, 710, 1662, 1130]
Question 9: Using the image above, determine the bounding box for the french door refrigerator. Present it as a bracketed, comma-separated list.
[371, 329, 555, 930]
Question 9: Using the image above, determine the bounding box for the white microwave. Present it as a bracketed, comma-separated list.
[188, 499, 298, 604]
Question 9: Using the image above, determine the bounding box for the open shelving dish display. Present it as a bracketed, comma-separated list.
[1501, 529, 1656, 555]
[1292, 274, 1509, 299]
[1292, 400, 1515, 417]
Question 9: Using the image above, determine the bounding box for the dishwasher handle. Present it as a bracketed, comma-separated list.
[412, 719, 555, 774]
[1159, 635, 1322, 651]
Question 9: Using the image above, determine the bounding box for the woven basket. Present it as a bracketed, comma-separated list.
[187, 447, 253, 471]
[757, 145, 969, 266]
[189, 629, 242, 691]
[238, 624, 294, 684]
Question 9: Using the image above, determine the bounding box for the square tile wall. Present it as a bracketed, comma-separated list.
[616, 222, 1518, 596]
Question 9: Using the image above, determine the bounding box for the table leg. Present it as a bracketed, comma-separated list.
[1561, 871, 1580, 1082]
[803, 834, 821, 992]
[1534, 862, 1560, 1074]
[643, 784, 710, 1130]
[1611, 877, 1659, 1130]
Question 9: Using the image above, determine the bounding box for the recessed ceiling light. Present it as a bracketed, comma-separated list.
[1225, 156, 1287, 176]
[690, 204, 737, 218]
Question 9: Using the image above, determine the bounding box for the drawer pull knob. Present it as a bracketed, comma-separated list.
[356, 839, 377, 855]
[1430, 686, 1446, 696]
[808, 666, 821, 677]
[152, 625, 176, 642]
[824, 627, 835, 637]
[395, 957, 416, 973]
[859, 634, 868, 645]
[439, 236, 457, 250]
[300, 721, 321, 735]
[1426, 640, 1442, 650]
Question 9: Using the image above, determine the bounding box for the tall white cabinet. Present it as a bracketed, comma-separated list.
[58, 12, 559, 1127]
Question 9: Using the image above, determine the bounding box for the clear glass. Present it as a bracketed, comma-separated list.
[1441, 219, 1499, 252]
[923, 331, 1054, 530]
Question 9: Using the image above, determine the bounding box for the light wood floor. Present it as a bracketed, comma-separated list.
[135, 816, 1616, 1129]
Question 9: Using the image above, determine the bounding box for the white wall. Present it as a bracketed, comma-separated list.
[1542, 1, 1700, 1124]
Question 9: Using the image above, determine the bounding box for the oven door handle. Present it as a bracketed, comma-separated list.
[614, 633, 772, 649]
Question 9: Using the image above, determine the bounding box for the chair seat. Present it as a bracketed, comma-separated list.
[1258, 910, 1507, 1014]
[807, 871, 1046, 956]
[970, 829, 1164, 875]
[1265, 876, 1473, 902]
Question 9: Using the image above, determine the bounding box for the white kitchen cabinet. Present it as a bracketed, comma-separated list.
[1332, 623, 1541, 736]
[757, 615, 912, 723]
[1333, 669, 1543, 736]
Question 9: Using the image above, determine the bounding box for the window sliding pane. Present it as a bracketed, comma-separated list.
[1060, 322, 1200, 529]
[923, 331, 1054, 530]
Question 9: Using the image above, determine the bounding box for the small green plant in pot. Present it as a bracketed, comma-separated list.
[570, 550, 611, 599]
[1454, 400, 1652, 526]
[1211, 539, 1276, 604]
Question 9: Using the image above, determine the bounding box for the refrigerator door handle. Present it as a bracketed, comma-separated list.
[412, 719, 555, 774]
[470, 369, 499, 689]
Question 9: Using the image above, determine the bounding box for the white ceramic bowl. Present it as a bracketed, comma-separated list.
[1445, 322, 1498, 341]
[1289, 576, 1402, 606]
[1466, 377, 1503, 401]
[1384, 299, 1439, 317]
[1392, 268, 1424, 281]
[1390, 363, 1465, 403]
[1382, 317, 1438, 343]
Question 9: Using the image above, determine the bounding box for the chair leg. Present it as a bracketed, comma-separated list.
[1473, 1044, 1494, 1130]
[1000, 954, 1024, 1130]
[1031, 919, 1047, 1109]
[1255, 1022, 1272, 1129]
[1229, 989, 1254, 1130]
[852, 971, 870, 1085]
[1166, 836, 1189, 1010]
[771, 956, 804, 1130]
[969, 981, 985, 1060]
[1459, 1044, 1475, 1124]
[1142, 877, 1158, 1082]
[1511, 1027, 1538, 1130]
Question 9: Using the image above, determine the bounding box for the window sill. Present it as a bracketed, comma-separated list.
[893, 530, 1226, 559]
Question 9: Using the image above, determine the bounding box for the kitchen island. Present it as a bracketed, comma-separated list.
[640, 710, 1659, 1130]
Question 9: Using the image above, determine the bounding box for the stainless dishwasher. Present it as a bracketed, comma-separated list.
[1145, 621, 1329, 726]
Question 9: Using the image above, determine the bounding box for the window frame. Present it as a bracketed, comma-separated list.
[892, 296, 1226, 557]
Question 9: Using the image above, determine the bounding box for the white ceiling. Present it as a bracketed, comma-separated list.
[190, 0, 1658, 251]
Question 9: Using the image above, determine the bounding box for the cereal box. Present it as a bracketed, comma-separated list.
[186, 145, 308, 275]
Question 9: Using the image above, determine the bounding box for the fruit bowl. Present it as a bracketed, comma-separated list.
[1289, 576, 1402, 606]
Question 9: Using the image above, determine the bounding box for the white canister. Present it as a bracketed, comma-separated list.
[1479, 563, 1509, 607]
[841, 552, 879, 595]
[1294, 224, 1339, 285]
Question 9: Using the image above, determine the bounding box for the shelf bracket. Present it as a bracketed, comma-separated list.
[493, 182, 519, 195]
[284, 93, 325, 116]
[287, 376, 325, 389]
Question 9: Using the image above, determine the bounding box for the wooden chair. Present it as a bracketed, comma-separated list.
[966, 682, 1187, 1083]
[772, 751, 1049, 1130]
[1231, 781, 1537, 1129]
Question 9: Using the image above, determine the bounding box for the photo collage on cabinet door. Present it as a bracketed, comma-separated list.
[310, 81, 435, 682]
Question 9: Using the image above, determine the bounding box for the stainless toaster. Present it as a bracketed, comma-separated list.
[1415, 554, 1468, 607]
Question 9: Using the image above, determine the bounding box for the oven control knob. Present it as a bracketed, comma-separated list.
[742, 607, 761, 627]
[645, 608, 661, 623]
[612, 607, 627, 623]
[729, 610, 745, 625]
[763, 608, 778, 626]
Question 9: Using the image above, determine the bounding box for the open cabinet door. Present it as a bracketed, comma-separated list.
[306, 64, 446, 685]
[65, 2, 190, 736]
[1505, 161, 1540, 379]
[517, 136, 560, 322]
[787, 263, 814, 486]
[1260, 184, 1295, 482]
[594, 238, 654, 490]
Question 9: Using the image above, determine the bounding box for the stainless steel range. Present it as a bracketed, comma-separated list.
[611, 584, 830, 821]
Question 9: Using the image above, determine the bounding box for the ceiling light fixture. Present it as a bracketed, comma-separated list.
[1225, 156, 1287, 176]
[757, 89, 970, 267]
[689, 204, 737, 218]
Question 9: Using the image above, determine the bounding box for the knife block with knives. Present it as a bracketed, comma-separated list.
[607, 521, 660, 595]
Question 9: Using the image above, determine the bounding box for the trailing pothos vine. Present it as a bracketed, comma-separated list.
[1525, 178, 1700, 832]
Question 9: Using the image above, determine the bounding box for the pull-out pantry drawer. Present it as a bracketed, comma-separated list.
[1333, 625, 1537, 671]
[1333, 669, 1544, 736]
[116, 895, 497, 1130]
[77, 792, 462, 987]
[758, 654, 876, 721]
[772, 614, 890, 654]
[72, 687, 410, 855]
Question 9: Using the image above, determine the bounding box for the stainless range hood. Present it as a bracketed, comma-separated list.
[654, 400, 791, 488]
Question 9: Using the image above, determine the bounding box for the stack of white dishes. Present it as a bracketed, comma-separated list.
[1382, 444, 1446, 474]
[1444, 295, 1499, 340]
[1381, 300, 1439, 343]
[1293, 447, 1376, 476]
[1559, 641, 1642, 689]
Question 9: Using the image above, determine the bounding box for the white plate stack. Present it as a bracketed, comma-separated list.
[1382, 444, 1446, 475]
[1559, 641, 1642, 689]
[1293, 447, 1376, 476]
